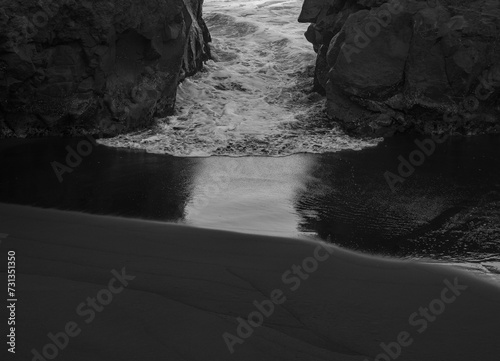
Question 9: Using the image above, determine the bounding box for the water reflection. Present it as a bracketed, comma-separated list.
[183, 155, 317, 237]
[0, 138, 193, 221]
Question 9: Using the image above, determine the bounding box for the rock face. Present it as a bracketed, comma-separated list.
[300, 0, 500, 137]
[0, 0, 211, 137]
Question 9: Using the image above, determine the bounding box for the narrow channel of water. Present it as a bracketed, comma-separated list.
[98, 0, 381, 156]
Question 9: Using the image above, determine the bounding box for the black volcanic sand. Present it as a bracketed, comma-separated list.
[0, 134, 499, 262]
[0, 203, 499, 361]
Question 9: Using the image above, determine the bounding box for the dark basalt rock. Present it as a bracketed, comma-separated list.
[300, 0, 500, 137]
[0, 0, 211, 137]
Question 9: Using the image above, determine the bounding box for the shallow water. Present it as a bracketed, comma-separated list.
[98, 0, 381, 156]
[1, 136, 499, 280]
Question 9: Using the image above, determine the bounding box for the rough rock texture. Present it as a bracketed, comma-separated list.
[300, 0, 500, 137]
[0, 0, 211, 137]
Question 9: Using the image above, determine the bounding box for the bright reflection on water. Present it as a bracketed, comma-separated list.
[183, 155, 317, 237]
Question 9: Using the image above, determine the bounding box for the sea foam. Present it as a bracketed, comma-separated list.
[99, 0, 382, 156]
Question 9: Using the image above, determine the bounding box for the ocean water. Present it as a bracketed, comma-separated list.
[99, 0, 381, 156]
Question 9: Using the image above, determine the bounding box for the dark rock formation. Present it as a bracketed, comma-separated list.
[0, 0, 211, 137]
[300, 0, 500, 137]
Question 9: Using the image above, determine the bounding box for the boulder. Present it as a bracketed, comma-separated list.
[0, 0, 211, 137]
[300, 0, 500, 137]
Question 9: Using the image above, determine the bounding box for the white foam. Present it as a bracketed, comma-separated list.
[99, 0, 382, 156]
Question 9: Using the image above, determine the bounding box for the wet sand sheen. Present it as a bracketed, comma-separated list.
[1, 203, 499, 360]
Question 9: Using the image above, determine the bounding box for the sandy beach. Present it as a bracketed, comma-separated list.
[1, 203, 499, 360]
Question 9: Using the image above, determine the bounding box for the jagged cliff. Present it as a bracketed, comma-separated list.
[0, 0, 211, 137]
[300, 0, 500, 137]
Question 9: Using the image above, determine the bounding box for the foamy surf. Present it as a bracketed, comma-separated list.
[99, 0, 382, 156]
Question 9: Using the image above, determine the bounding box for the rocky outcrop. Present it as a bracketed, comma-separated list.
[0, 0, 211, 137]
[300, 0, 500, 137]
